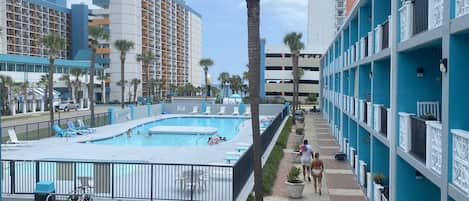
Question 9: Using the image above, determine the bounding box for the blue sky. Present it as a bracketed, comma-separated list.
[68, 0, 308, 82]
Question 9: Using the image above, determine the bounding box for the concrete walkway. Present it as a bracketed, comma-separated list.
[266, 113, 366, 201]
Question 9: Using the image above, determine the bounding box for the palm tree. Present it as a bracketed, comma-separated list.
[283, 32, 304, 124]
[113, 40, 135, 108]
[38, 74, 49, 109]
[130, 78, 141, 104]
[116, 80, 128, 103]
[137, 51, 156, 97]
[199, 58, 214, 101]
[60, 74, 72, 99]
[292, 67, 304, 108]
[17, 81, 30, 113]
[246, 0, 263, 200]
[0, 75, 14, 115]
[40, 33, 65, 125]
[70, 68, 84, 103]
[89, 25, 110, 126]
[96, 73, 107, 103]
[242, 71, 249, 82]
[218, 72, 230, 90]
[230, 75, 243, 94]
[149, 78, 162, 103]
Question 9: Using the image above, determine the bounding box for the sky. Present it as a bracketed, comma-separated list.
[68, 0, 308, 82]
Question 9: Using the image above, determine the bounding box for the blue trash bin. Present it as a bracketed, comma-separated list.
[35, 181, 55, 201]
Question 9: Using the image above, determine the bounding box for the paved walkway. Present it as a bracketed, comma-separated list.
[266, 113, 366, 201]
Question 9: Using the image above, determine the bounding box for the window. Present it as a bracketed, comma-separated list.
[7, 64, 15, 71]
[266, 92, 281, 96]
[284, 66, 293, 70]
[56, 66, 63, 73]
[266, 53, 282, 58]
[266, 66, 282, 70]
[27, 64, 34, 72]
[0, 63, 5, 71]
[299, 80, 319, 84]
[35, 65, 42, 72]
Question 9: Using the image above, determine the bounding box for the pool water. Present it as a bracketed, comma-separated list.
[91, 117, 247, 146]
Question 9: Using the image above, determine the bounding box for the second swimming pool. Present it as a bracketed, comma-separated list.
[89, 117, 248, 146]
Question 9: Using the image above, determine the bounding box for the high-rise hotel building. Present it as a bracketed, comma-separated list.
[91, 0, 202, 101]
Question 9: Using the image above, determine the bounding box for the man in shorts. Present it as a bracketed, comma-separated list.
[299, 139, 314, 182]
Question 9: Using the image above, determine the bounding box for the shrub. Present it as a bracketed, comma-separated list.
[296, 128, 305, 135]
[287, 167, 302, 183]
[373, 172, 385, 185]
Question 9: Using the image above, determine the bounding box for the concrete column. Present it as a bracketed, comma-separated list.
[108, 108, 115, 124]
[86, 98, 90, 109]
[32, 100, 37, 113]
[22, 102, 27, 114]
[10, 103, 16, 116]
[129, 105, 135, 120]
[40, 100, 45, 112]
[80, 98, 84, 109]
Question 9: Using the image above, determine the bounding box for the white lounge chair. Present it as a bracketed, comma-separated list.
[225, 151, 243, 156]
[204, 106, 211, 115]
[7, 129, 34, 144]
[190, 106, 199, 114]
[217, 106, 226, 115]
[244, 107, 251, 116]
[232, 106, 239, 115]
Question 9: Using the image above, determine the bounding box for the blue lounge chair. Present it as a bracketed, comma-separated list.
[77, 119, 96, 133]
[67, 121, 91, 134]
[53, 124, 77, 137]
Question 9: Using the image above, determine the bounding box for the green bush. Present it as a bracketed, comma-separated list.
[287, 166, 302, 183]
[262, 117, 292, 195]
[296, 128, 305, 135]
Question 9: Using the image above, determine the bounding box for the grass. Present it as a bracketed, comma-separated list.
[262, 117, 292, 195]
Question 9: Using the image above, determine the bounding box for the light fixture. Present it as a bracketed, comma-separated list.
[440, 58, 447, 73]
[369, 71, 373, 79]
[417, 68, 424, 78]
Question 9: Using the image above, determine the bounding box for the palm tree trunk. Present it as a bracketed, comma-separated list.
[48, 57, 55, 128]
[204, 69, 208, 101]
[120, 58, 125, 109]
[292, 52, 298, 124]
[246, 1, 263, 201]
[89, 48, 96, 127]
[134, 85, 137, 104]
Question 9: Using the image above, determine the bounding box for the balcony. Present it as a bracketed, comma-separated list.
[382, 19, 390, 49]
[359, 99, 366, 123]
[368, 31, 373, 56]
[400, 1, 413, 41]
[451, 129, 469, 195]
[360, 36, 369, 59]
[367, 101, 372, 128]
[428, 0, 444, 30]
[374, 24, 383, 53]
[456, 0, 469, 18]
[426, 122, 442, 175]
[354, 98, 359, 119]
[374, 104, 383, 133]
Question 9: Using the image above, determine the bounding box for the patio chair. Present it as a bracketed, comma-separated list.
[224, 155, 240, 164]
[243, 107, 251, 116]
[204, 106, 211, 115]
[217, 106, 226, 115]
[77, 119, 97, 133]
[190, 106, 199, 114]
[67, 121, 91, 134]
[53, 124, 77, 137]
[232, 106, 239, 115]
[7, 129, 36, 144]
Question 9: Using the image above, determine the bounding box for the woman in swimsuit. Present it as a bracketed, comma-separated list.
[311, 152, 324, 195]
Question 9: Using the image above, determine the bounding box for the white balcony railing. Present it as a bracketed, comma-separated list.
[375, 25, 383, 53]
[360, 37, 366, 60]
[426, 122, 442, 175]
[456, 0, 469, 18]
[355, 98, 359, 119]
[428, 0, 444, 30]
[387, 108, 391, 141]
[374, 104, 383, 132]
[452, 129, 469, 195]
[399, 1, 414, 42]
[399, 112, 414, 152]
[359, 100, 365, 123]
[359, 160, 367, 186]
[351, 45, 356, 63]
[367, 101, 373, 128]
[349, 96, 353, 115]
[355, 41, 360, 61]
[368, 31, 373, 56]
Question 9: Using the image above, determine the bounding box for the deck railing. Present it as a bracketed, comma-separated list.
[359, 100, 366, 123]
[375, 24, 383, 53]
[367, 102, 372, 128]
[399, 112, 413, 152]
[456, 0, 469, 18]
[399, 1, 414, 41]
[368, 31, 373, 56]
[413, 0, 429, 35]
[374, 104, 382, 133]
[382, 20, 390, 49]
[426, 122, 442, 175]
[381, 107, 389, 138]
[355, 98, 359, 119]
[451, 129, 469, 195]
[410, 116, 428, 162]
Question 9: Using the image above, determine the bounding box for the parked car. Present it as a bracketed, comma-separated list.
[55, 101, 80, 112]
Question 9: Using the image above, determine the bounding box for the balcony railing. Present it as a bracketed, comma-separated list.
[374, 104, 382, 133]
[382, 20, 390, 49]
[367, 101, 372, 128]
[456, 0, 469, 18]
[360, 37, 366, 59]
[410, 116, 428, 162]
[359, 100, 366, 123]
[355, 98, 359, 119]
[399, 112, 413, 152]
[428, 0, 444, 30]
[355, 41, 359, 61]
[413, 0, 429, 35]
[368, 31, 373, 56]
[375, 24, 382, 53]
[399, 1, 413, 41]
[426, 122, 442, 175]
[451, 129, 469, 195]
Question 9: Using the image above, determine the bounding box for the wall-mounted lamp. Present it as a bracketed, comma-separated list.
[416, 171, 423, 180]
[369, 71, 373, 79]
[440, 58, 448, 73]
[417, 68, 424, 78]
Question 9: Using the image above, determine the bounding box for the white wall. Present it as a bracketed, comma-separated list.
[108, 0, 142, 102]
[265, 70, 319, 81]
[1, 71, 99, 88]
[0, 0, 7, 54]
[188, 12, 202, 87]
[307, 0, 336, 54]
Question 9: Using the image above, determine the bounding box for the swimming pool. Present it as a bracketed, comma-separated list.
[90, 117, 247, 146]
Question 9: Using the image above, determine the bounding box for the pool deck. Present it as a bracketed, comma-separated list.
[2, 114, 272, 165]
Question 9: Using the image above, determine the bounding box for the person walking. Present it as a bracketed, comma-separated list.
[311, 152, 324, 195]
[299, 139, 314, 182]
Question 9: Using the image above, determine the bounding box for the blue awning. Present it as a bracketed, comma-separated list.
[0, 54, 102, 69]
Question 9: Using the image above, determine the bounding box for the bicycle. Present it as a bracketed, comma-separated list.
[67, 186, 94, 201]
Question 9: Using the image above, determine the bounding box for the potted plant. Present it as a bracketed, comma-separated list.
[373, 173, 385, 201]
[292, 141, 302, 164]
[295, 127, 305, 144]
[285, 166, 305, 198]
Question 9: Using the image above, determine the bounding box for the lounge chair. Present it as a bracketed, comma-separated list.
[67, 121, 91, 134]
[204, 106, 211, 115]
[232, 106, 239, 115]
[190, 106, 199, 114]
[243, 107, 251, 116]
[77, 119, 97, 133]
[217, 106, 226, 115]
[7, 129, 35, 144]
[225, 151, 243, 156]
[224, 155, 240, 164]
[53, 124, 77, 137]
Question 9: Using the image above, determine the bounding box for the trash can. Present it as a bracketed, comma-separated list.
[35, 181, 55, 201]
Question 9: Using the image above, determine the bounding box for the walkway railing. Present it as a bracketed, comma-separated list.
[451, 129, 469, 195]
[1, 112, 109, 142]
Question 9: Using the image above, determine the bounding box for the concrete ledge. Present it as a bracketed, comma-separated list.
[149, 126, 218, 135]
